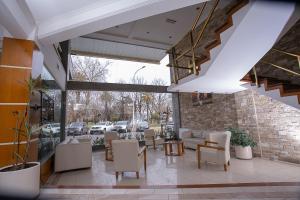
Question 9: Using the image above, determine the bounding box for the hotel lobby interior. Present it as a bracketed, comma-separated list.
[0, 0, 300, 199]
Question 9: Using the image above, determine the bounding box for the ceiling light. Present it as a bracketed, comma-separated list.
[166, 18, 176, 24]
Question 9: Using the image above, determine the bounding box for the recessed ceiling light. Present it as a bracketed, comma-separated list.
[166, 18, 176, 24]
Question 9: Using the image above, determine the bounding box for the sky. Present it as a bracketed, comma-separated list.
[103, 55, 171, 85]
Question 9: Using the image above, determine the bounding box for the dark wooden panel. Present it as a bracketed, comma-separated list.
[40, 155, 54, 185]
[67, 81, 171, 93]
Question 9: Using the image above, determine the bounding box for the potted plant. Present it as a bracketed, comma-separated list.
[227, 127, 257, 159]
[0, 76, 42, 199]
[92, 137, 105, 151]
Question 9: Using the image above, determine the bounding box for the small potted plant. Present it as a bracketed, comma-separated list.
[227, 127, 257, 159]
[92, 137, 105, 151]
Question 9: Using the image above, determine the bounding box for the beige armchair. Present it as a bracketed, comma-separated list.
[112, 140, 146, 179]
[144, 129, 164, 150]
[104, 131, 119, 161]
[197, 131, 231, 171]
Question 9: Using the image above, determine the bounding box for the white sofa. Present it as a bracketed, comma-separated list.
[55, 138, 92, 172]
[180, 129, 211, 150]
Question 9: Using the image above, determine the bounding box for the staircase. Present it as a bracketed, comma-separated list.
[241, 74, 300, 109]
[168, 0, 297, 93]
[170, 0, 249, 82]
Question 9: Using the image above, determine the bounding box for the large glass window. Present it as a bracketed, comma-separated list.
[39, 66, 62, 161]
[66, 90, 173, 146]
[70, 55, 171, 86]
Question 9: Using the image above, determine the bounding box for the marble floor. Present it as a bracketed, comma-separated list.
[40, 186, 300, 199]
[46, 148, 300, 187]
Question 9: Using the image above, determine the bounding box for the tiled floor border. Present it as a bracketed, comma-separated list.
[43, 182, 300, 189]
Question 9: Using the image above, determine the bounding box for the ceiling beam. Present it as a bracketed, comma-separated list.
[0, 0, 35, 39]
[67, 81, 172, 93]
[71, 50, 160, 65]
[83, 33, 171, 50]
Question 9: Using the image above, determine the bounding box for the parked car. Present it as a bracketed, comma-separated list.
[112, 121, 131, 133]
[42, 123, 61, 137]
[165, 122, 175, 132]
[67, 122, 88, 136]
[89, 121, 113, 135]
[136, 121, 149, 132]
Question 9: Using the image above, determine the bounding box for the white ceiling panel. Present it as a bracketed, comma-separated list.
[71, 37, 165, 64]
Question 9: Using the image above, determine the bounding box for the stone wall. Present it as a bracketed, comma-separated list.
[179, 90, 300, 164]
[235, 90, 300, 164]
[179, 93, 238, 130]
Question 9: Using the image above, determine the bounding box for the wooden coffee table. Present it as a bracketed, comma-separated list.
[164, 140, 184, 156]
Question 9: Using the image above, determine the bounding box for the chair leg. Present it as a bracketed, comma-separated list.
[115, 172, 119, 179]
[144, 150, 147, 172]
[197, 150, 201, 169]
[228, 160, 230, 166]
[121, 172, 124, 176]
[224, 164, 228, 172]
[136, 172, 139, 179]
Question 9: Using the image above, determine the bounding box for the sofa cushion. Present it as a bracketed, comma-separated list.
[68, 138, 79, 144]
[191, 130, 203, 138]
[183, 138, 204, 144]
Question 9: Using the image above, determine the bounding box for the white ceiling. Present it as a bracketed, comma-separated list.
[72, 1, 208, 63]
[25, 0, 113, 24]
[96, 3, 203, 48]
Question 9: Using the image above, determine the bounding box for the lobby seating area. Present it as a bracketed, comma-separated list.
[47, 147, 300, 187]
[1, 0, 299, 199]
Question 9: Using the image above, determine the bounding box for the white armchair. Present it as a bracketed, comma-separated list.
[112, 140, 146, 179]
[197, 131, 231, 171]
[144, 129, 164, 150]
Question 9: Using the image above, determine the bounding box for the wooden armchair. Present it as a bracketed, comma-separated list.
[144, 129, 164, 150]
[197, 131, 231, 171]
[104, 131, 119, 161]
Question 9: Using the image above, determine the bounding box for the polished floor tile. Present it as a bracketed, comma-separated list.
[40, 186, 300, 199]
[46, 148, 300, 187]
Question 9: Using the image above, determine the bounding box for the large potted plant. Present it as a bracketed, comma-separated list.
[0, 76, 42, 199]
[227, 127, 257, 159]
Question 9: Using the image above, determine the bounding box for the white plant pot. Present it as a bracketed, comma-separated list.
[0, 162, 40, 199]
[235, 146, 253, 159]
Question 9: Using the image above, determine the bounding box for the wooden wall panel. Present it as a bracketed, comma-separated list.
[0, 67, 31, 103]
[0, 37, 38, 168]
[0, 105, 27, 143]
[1, 37, 34, 67]
[0, 139, 38, 168]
